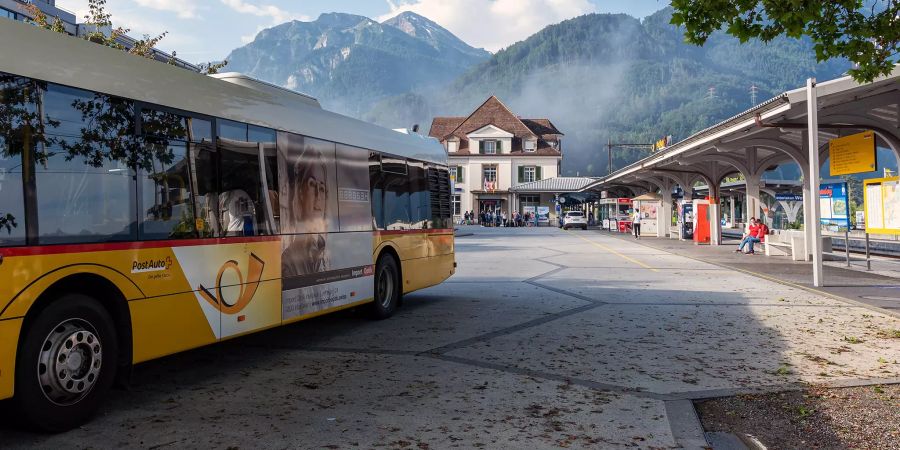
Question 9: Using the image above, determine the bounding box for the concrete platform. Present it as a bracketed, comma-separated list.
[2, 226, 897, 449]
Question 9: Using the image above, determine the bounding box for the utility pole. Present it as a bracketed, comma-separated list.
[750, 84, 759, 106]
[706, 86, 717, 100]
[607, 139, 654, 176]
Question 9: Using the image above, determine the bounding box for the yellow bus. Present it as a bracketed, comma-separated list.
[0, 20, 454, 431]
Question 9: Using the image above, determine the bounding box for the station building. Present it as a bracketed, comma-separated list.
[428, 96, 563, 222]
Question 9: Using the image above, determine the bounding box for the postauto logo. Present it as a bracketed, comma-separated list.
[198, 253, 265, 315]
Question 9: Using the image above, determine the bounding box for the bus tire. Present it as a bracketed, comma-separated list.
[14, 294, 118, 432]
[370, 253, 400, 320]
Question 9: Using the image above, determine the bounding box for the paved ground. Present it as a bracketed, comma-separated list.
[2, 226, 898, 449]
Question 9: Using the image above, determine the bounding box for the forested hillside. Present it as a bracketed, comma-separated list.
[373, 8, 850, 175]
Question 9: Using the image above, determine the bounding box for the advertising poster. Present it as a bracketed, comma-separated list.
[819, 182, 849, 230]
[883, 180, 900, 230]
[537, 206, 550, 223]
[277, 132, 374, 320]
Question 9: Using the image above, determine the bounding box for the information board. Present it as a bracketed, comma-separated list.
[829, 130, 876, 176]
[819, 182, 849, 229]
[863, 177, 900, 235]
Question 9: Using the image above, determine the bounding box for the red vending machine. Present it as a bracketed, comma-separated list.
[693, 200, 710, 244]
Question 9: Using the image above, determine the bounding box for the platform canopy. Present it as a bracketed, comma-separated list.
[582, 68, 899, 196]
[579, 67, 900, 287]
[510, 176, 600, 193]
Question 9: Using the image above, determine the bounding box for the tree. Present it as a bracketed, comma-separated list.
[670, 1, 899, 83]
[24, 0, 227, 74]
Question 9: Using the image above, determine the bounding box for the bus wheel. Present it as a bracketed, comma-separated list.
[15, 294, 118, 432]
[370, 254, 400, 319]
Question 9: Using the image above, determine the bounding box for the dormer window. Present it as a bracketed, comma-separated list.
[524, 140, 536, 152]
[481, 140, 497, 154]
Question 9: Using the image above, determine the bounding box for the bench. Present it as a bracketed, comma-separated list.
[764, 230, 833, 261]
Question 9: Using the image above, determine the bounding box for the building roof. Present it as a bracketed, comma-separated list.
[428, 117, 465, 140]
[429, 95, 563, 156]
[520, 119, 562, 136]
[511, 177, 600, 193]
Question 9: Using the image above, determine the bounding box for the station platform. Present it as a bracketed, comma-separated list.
[594, 229, 900, 317]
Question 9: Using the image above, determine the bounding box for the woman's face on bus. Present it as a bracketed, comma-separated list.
[293, 161, 327, 227]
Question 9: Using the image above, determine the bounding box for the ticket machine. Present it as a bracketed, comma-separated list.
[679, 201, 693, 240]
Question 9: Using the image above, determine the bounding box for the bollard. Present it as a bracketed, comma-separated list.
[845, 228, 851, 267]
[865, 233, 871, 271]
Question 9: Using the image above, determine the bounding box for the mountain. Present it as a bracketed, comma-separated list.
[224, 12, 490, 116]
[374, 8, 851, 176]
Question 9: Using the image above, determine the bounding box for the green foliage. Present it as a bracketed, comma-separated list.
[0, 213, 16, 234]
[670, 0, 899, 83]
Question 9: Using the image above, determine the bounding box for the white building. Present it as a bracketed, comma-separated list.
[428, 96, 563, 221]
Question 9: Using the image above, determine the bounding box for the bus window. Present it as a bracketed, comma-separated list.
[381, 157, 410, 230]
[218, 134, 278, 237]
[37, 83, 136, 244]
[250, 125, 278, 234]
[139, 109, 196, 239]
[0, 75, 32, 247]
[217, 119, 247, 142]
[191, 139, 218, 237]
[335, 144, 371, 232]
[408, 160, 430, 229]
[140, 142, 195, 239]
[369, 152, 384, 229]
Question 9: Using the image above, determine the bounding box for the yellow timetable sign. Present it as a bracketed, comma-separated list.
[863, 176, 900, 236]
[829, 130, 876, 176]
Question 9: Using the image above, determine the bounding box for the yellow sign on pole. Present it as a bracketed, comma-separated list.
[829, 130, 876, 176]
[863, 176, 900, 235]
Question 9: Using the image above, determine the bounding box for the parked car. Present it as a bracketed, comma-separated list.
[562, 211, 588, 230]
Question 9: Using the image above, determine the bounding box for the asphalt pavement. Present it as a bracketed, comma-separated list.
[2, 225, 898, 449]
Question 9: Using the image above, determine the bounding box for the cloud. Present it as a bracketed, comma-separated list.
[241, 25, 268, 44]
[219, 0, 309, 24]
[133, 0, 201, 19]
[379, 0, 595, 51]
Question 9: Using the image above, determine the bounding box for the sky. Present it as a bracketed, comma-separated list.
[54, 0, 669, 63]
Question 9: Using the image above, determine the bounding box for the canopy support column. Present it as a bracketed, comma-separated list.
[806, 78, 824, 287]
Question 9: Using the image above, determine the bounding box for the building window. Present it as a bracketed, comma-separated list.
[482, 165, 497, 191]
[524, 140, 536, 152]
[482, 165, 496, 182]
[482, 140, 496, 154]
[452, 194, 461, 215]
[523, 167, 536, 183]
[448, 141, 458, 152]
[449, 166, 457, 181]
[518, 166, 542, 183]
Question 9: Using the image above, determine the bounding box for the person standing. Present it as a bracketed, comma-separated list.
[632, 209, 642, 239]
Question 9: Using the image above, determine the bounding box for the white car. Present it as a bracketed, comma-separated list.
[562, 211, 588, 230]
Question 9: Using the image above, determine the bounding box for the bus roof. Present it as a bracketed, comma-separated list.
[0, 20, 447, 166]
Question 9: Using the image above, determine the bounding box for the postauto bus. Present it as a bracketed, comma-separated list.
[0, 20, 454, 431]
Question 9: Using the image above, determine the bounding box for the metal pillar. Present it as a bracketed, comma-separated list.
[806, 78, 824, 287]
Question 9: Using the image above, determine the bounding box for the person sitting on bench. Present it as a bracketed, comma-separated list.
[735, 218, 759, 253]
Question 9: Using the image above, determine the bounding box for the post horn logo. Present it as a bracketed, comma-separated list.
[198, 253, 265, 315]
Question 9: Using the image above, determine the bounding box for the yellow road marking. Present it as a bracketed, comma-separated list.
[566, 230, 659, 272]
